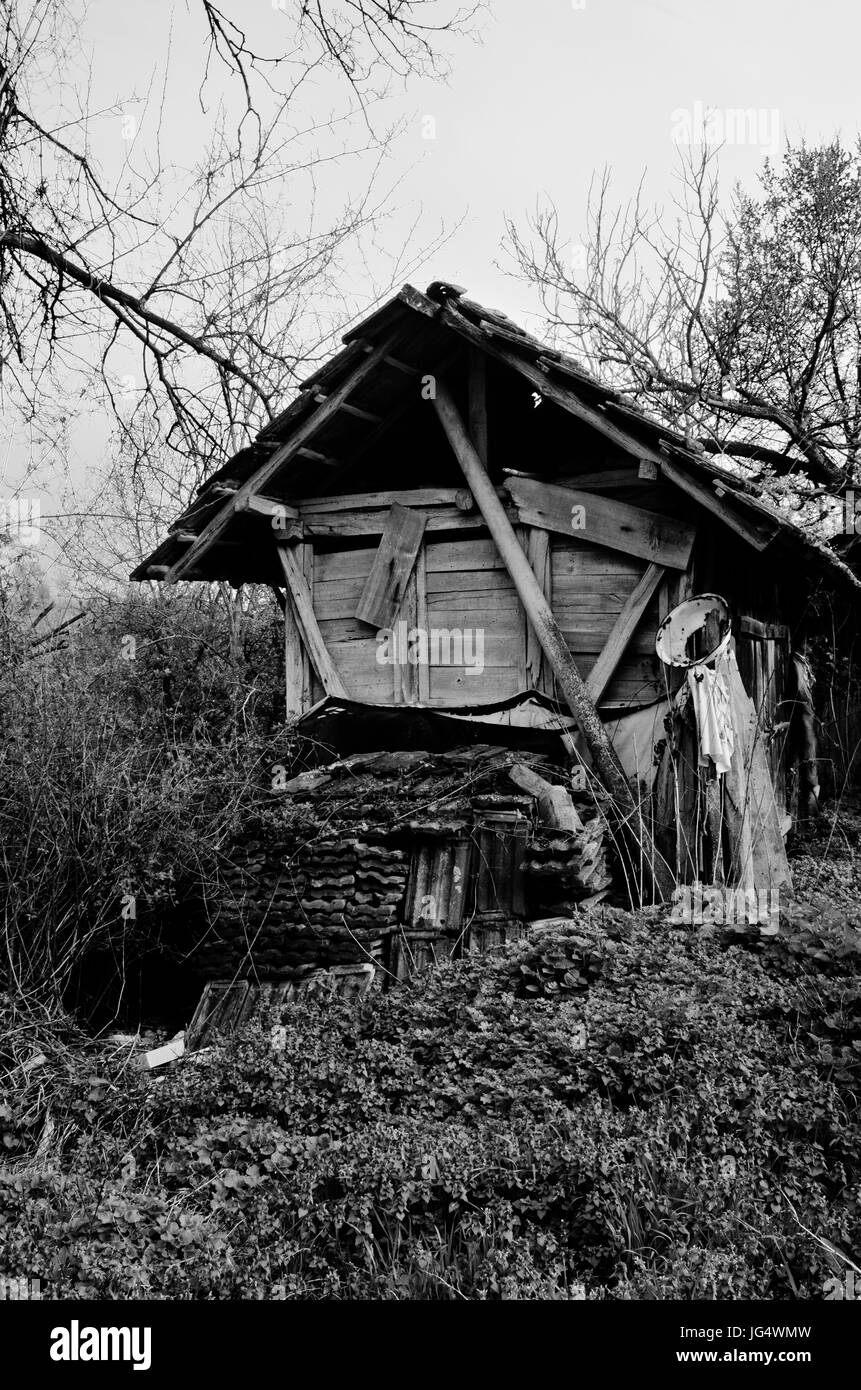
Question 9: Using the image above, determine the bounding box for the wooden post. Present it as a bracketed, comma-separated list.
[468, 347, 489, 466]
[432, 379, 671, 901]
[793, 649, 819, 822]
[276, 542, 347, 698]
[284, 582, 304, 718]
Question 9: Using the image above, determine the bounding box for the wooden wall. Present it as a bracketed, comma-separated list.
[550, 539, 665, 707]
[309, 529, 668, 710]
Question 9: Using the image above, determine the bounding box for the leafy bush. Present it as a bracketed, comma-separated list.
[2, 907, 860, 1300]
[0, 585, 290, 1007]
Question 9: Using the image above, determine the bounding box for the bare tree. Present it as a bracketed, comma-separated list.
[505, 139, 861, 498]
[0, 0, 479, 549]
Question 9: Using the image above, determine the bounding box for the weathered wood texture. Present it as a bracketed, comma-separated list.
[505, 475, 696, 570]
[355, 503, 427, 628]
[284, 541, 316, 715]
[310, 526, 668, 709]
[277, 542, 347, 698]
[586, 562, 666, 704]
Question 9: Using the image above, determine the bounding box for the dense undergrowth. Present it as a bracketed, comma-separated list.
[2, 896, 861, 1300]
[2, 583, 861, 1299]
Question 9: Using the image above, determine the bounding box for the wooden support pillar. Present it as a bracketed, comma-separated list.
[524, 526, 552, 693]
[432, 379, 671, 901]
[284, 580, 303, 719]
[793, 649, 819, 822]
[468, 347, 489, 467]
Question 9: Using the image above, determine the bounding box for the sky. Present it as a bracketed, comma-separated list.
[3, 0, 861, 596]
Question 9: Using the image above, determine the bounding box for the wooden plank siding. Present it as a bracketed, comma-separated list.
[550, 540, 665, 707]
[307, 529, 667, 710]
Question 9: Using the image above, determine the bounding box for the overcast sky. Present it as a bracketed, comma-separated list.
[83, 0, 859, 318]
[4, 0, 859, 595]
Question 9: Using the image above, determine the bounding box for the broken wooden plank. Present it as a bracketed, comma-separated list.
[276, 542, 347, 697]
[659, 459, 777, 551]
[504, 475, 696, 570]
[721, 649, 793, 898]
[586, 562, 666, 703]
[354, 503, 428, 629]
[508, 764, 583, 831]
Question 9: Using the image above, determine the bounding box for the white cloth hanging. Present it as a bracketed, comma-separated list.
[686, 665, 734, 775]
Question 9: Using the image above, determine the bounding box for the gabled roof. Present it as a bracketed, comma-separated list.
[131, 282, 861, 595]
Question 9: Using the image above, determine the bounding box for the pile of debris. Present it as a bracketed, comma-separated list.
[523, 816, 613, 906]
[190, 742, 617, 990]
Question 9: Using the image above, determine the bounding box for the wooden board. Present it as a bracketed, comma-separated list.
[424, 537, 506, 573]
[298, 488, 464, 513]
[276, 543, 347, 698]
[505, 476, 696, 570]
[315, 547, 377, 583]
[354, 503, 427, 628]
[429, 667, 521, 704]
[585, 562, 666, 703]
[551, 545, 644, 580]
[426, 570, 519, 597]
[303, 507, 478, 538]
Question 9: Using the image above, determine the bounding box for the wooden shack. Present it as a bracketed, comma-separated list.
[133, 282, 860, 986]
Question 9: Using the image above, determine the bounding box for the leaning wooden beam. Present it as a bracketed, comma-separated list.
[276, 542, 347, 698]
[505, 475, 695, 570]
[586, 562, 666, 703]
[659, 459, 777, 551]
[432, 379, 671, 902]
[164, 333, 399, 582]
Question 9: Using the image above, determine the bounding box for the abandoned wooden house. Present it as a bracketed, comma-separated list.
[132, 282, 861, 996]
